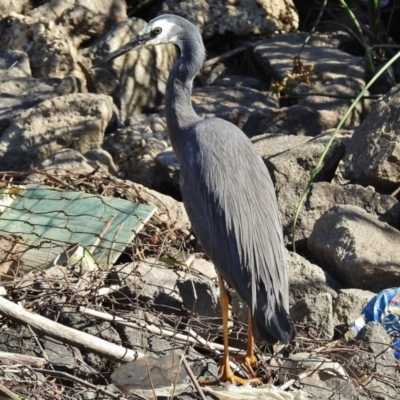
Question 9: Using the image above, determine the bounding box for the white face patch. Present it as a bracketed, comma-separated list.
[144, 19, 179, 46]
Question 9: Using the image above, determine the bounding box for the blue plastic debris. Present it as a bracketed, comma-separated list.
[363, 288, 400, 359]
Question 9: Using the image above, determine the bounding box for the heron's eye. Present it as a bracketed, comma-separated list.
[151, 27, 162, 37]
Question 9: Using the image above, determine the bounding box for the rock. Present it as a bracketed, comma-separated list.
[85, 18, 176, 122]
[256, 132, 345, 246]
[291, 292, 334, 339]
[299, 376, 360, 400]
[0, 93, 113, 171]
[29, 0, 127, 47]
[111, 260, 183, 312]
[231, 246, 340, 340]
[0, 49, 30, 78]
[188, 258, 217, 281]
[281, 352, 349, 382]
[111, 352, 190, 398]
[252, 133, 311, 155]
[214, 75, 270, 92]
[155, 148, 180, 191]
[103, 114, 170, 190]
[36, 148, 118, 177]
[0, 12, 84, 81]
[160, 0, 298, 38]
[0, 325, 38, 356]
[280, 352, 357, 399]
[333, 288, 375, 327]
[308, 205, 400, 292]
[37, 148, 98, 175]
[342, 322, 398, 398]
[242, 105, 340, 137]
[231, 251, 340, 339]
[84, 148, 118, 176]
[110, 258, 219, 327]
[126, 183, 190, 230]
[296, 182, 400, 245]
[177, 274, 221, 328]
[39, 336, 79, 369]
[356, 322, 397, 376]
[0, 73, 82, 119]
[0, 0, 30, 14]
[340, 83, 400, 192]
[289, 252, 339, 339]
[250, 32, 368, 136]
[324, 377, 360, 399]
[288, 251, 339, 302]
[192, 85, 278, 122]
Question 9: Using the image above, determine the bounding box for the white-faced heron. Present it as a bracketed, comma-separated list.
[93, 14, 296, 385]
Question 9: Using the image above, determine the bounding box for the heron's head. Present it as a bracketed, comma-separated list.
[92, 15, 200, 69]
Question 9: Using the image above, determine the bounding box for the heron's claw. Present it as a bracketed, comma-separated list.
[198, 357, 261, 386]
[230, 353, 259, 378]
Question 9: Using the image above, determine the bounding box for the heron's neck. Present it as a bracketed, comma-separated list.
[165, 40, 204, 160]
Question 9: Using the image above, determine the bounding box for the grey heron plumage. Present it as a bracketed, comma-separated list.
[93, 14, 296, 384]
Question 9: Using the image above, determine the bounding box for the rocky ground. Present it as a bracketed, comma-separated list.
[0, 0, 399, 399]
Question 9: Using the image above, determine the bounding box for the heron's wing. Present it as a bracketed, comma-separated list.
[179, 118, 295, 343]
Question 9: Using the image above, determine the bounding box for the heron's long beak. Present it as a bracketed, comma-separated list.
[91, 33, 150, 69]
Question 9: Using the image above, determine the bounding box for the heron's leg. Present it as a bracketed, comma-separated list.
[231, 309, 258, 377]
[199, 275, 261, 386]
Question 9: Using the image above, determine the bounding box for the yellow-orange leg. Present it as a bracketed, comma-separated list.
[230, 309, 259, 378]
[199, 274, 261, 385]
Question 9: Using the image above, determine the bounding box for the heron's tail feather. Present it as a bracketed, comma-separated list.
[253, 304, 296, 345]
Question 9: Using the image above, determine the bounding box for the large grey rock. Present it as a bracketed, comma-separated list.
[29, 0, 127, 47]
[256, 132, 345, 246]
[297, 182, 400, 244]
[0, 74, 81, 119]
[340, 83, 400, 192]
[0, 13, 84, 81]
[85, 18, 176, 122]
[0, 93, 113, 171]
[288, 251, 339, 339]
[0, 48, 82, 121]
[160, 0, 298, 38]
[308, 205, 400, 292]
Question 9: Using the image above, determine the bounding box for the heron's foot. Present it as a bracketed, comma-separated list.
[230, 353, 258, 378]
[198, 359, 261, 386]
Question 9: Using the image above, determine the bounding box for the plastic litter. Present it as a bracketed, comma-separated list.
[350, 287, 400, 359]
